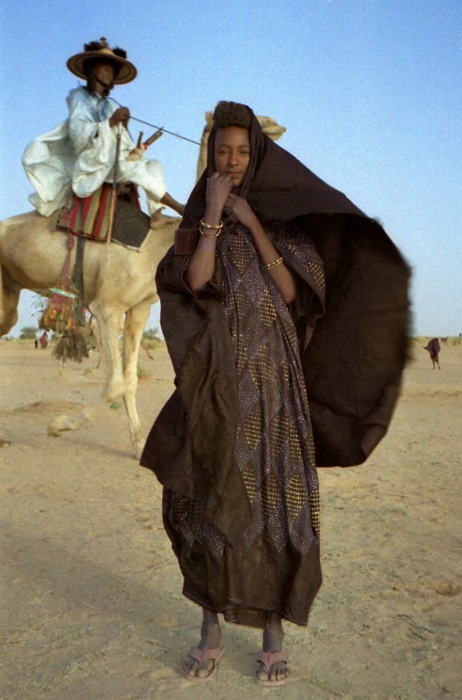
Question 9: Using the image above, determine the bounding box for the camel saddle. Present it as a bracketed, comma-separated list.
[57, 183, 151, 250]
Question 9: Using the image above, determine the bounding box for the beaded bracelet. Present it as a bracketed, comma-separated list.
[199, 218, 223, 238]
[265, 256, 284, 270]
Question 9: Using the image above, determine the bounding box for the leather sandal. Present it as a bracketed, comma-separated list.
[182, 645, 225, 683]
[256, 649, 289, 686]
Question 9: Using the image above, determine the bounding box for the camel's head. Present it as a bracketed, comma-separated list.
[203, 111, 286, 141]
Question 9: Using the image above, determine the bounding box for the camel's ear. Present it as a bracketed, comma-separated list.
[205, 111, 213, 127]
[258, 116, 286, 142]
[263, 125, 286, 141]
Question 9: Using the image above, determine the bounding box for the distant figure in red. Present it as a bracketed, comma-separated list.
[39, 331, 48, 349]
[424, 337, 441, 369]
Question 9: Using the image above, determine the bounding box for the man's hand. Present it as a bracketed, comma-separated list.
[109, 107, 130, 128]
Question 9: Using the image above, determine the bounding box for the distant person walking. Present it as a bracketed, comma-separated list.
[424, 337, 441, 369]
[39, 331, 48, 349]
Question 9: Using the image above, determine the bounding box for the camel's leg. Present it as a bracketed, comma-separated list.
[0, 280, 20, 337]
[121, 299, 152, 458]
[89, 313, 103, 369]
[142, 341, 155, 360]
[48, 307, 127, 440]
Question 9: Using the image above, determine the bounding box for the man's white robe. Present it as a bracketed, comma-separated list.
[23, 87, 166, 216]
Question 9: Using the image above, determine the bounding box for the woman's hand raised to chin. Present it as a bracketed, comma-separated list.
[224, 193, 259, 230]
[205, 173, 235, 219]
[186, 173, 234, 291]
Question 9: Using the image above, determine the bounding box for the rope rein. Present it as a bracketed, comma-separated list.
[109, 96, 201, 146]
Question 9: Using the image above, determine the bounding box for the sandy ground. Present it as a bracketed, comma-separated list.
[0, 338, 461, 700]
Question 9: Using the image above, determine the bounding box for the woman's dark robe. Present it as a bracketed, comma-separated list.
[140, 105, 411, 627]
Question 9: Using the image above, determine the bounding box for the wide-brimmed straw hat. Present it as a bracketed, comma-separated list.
[67, 37, 137, 84]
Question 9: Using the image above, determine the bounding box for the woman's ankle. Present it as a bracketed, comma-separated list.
[262, 613, 284, 653]
[198, 610, 222, 650]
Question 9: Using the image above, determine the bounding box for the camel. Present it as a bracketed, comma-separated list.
[1, 111, 286, 456]
[0, 212, 178, 457]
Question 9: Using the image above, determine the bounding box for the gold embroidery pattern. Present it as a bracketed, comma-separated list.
[219, 223, 323, 553]
[164, 221, 324, 557]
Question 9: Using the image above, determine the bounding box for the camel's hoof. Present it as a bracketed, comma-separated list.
[133, 439, 145, 460]
[47, 415, 69, 437]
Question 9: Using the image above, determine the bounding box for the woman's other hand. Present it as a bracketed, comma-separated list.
[224, 193, 259, 230]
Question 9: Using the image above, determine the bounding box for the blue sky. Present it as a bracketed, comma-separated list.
[1, 0, 461, 336]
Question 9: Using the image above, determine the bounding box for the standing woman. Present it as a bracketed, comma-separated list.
[141, 102, 410, 685]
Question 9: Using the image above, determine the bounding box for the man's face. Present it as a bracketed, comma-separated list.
[93, 61, 115, 92]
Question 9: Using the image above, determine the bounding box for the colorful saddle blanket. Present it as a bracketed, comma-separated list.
[57, 184, 151, 250]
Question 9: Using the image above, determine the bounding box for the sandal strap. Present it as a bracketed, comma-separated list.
[257, 650, 288, 669]
[188, 646, 225, 663]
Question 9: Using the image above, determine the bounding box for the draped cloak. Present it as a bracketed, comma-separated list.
[140, 106, 411, 624]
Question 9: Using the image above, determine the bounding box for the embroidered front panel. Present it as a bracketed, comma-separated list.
[164, 222, 323, 558]
[218, 223, 320, 553]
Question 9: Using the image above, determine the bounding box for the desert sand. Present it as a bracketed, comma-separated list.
[0, 337, 461, 699]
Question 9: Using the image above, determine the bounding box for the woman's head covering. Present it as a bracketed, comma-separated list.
[67, 37, 137, 85]
[182, 100, 364, 229]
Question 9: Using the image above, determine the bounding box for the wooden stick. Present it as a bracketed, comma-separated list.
[107, 130, 121, 244]
[143, 128, 164, 147]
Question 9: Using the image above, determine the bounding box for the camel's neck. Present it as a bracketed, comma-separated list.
[147, 219, 178, 255]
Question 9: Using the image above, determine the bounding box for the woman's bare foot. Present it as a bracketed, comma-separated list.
[183, 609, 223, 680]
[256, 613, 289, 684]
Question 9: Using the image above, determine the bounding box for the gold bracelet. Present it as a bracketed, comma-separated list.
[200, 218, 223, 231]
[265, 256, 283, 270]
[199, 219, 223, 238]
[199, 225, 221, 238]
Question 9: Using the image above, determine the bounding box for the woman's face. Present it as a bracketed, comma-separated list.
[214, 126, 250, 188]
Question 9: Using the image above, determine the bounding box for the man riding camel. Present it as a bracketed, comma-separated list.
[23, 38, 184, 228]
